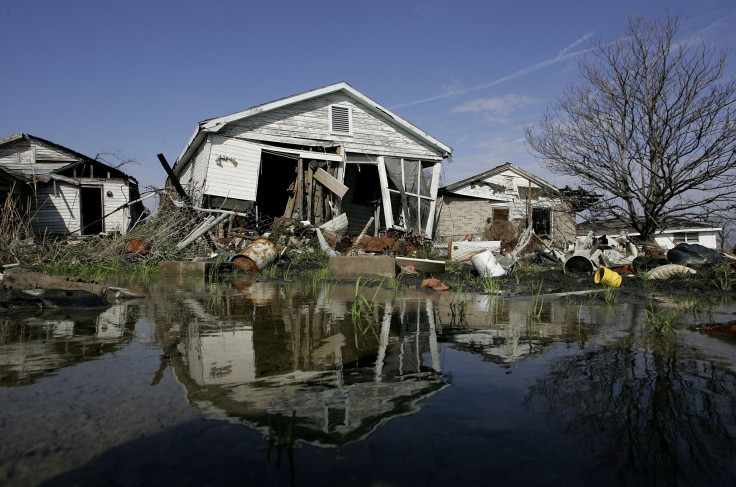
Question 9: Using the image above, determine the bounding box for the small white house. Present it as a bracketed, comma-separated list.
[0, 133, 143, 235]
[169, 82, 452, 238]
[576, 219, 722, 250]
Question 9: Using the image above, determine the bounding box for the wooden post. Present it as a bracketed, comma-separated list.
[527, 178, 532, 229]
[157, 153, 191, 204]
[306, 165, 313, 223]
[297, 158, 303, 220]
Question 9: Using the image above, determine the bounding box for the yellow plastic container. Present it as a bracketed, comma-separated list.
[595, 266, 622, 288]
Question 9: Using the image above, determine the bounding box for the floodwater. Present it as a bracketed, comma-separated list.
[1, 275, 735, 487]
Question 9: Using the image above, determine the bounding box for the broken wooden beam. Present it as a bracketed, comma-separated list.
[157, 153, 191, 204]
[313, 167, 348, 198]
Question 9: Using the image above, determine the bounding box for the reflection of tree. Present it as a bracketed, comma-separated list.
[525, 334, 736, 485]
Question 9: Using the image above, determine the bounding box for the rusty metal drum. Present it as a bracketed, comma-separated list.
[231, 238, 278, 272]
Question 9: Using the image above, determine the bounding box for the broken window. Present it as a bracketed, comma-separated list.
[384, 158, 433, 233]
[492, 207, 509, 221]
[673, 232, 699, 244]
[532, 207, 551, 237]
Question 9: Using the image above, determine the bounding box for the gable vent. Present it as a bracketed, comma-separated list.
[330, 105, 352, 135]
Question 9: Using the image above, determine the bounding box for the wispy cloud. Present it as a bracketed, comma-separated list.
[391, 36, 597, 110]
[558, 31, 594, 57]
[451, 94, 541, 115]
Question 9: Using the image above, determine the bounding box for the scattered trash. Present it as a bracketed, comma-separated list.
[316, 228, 339, 257]
[667, 243, 724, 266]
[421, 278, 450, 291]
[448, 240, 501, 262]
[645, 264, 697, 280]
[594, 266, 622, 288]
[611, 265, 636, 275]
[395, 256, 445, 273]
[471, 250, 507, 277]
[319, 213, 349, 233]
[563, 251, 598, 274]
[231, 238, 278, 272]
[633, 256, 669, 271]
[126, 239, 150, 254]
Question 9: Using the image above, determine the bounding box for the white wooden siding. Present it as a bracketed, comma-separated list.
[0, 139, 77, 176]
[204, 136, 261, 202]
[34, 142, 78, 162]
[177, 140, 210, 206]
[219, 93, 443, 161]
[32, 182, 79, 234]
[452, 169, 542, 200]
[101, 181, 131, 234]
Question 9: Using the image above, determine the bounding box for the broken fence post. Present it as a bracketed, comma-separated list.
[349, 217, 374, 256]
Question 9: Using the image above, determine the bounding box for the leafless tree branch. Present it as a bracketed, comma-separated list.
[525, 12, 736, 241]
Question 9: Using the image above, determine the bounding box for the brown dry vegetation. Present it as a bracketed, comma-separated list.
[0, 195, 207, 273]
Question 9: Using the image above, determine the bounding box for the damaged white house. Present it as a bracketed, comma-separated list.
[0, 133, 144, 236]
[169, 82, 452, 238]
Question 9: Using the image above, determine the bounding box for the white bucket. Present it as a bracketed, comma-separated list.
[471, 250, 507, 277]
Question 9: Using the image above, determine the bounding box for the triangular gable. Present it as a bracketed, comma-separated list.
[174, 82, 452, 171]
[442, 162, 560, 194]
[0, 133, 137, 183]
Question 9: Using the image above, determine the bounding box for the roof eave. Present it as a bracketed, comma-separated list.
[194, 82, 452, 159]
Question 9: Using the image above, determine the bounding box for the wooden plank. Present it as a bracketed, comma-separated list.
[376, 160, 394, 228]
[306, 166, 313, 222]
[313, 167, 348, 198]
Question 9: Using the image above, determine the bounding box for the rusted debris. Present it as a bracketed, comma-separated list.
[695, 322, 736, 337]
[231, 238, 278, 272]
[126, 239, 150, 254]
[421, 278, 449, 291]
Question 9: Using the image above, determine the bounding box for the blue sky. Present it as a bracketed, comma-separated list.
[2, 0, 735, 194]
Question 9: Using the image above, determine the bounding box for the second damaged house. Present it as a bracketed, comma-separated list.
[169, 82, 452, 238]
[434, 163, 577, 249]
[0, 133, 144, 236]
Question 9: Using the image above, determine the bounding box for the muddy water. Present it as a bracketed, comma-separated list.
[1, 277, 735, 486]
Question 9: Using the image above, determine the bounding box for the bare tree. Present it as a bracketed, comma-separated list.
[525, 13, 736, 242]
[95, 151, 138, 169]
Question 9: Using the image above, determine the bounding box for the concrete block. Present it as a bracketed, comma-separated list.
[329, 255, 396, 279]
[158, 261, 232, 278]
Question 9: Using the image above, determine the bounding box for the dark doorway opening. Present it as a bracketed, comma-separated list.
[342, 163, 381, 233]
[80, 186, 104, 235]
[256, 152, 298, 219]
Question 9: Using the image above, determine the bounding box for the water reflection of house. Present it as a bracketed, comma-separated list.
[167, 283, 448, 446]
[435, 294, 577, 363]
[0, 305, 136, 386]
